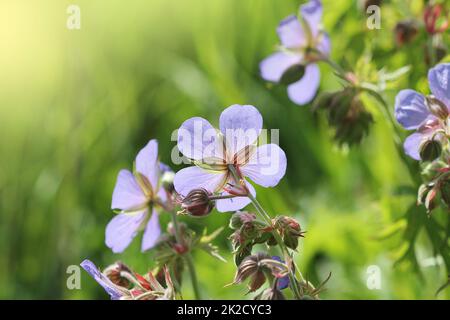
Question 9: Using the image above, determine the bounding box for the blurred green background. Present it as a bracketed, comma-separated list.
[0, 0, 449, 299]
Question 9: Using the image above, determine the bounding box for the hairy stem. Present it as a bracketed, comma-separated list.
[247, 193, 304, 299]
[170, 210, 201, 299]
[227, 164, 304, 299]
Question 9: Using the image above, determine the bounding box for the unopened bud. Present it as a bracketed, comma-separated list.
[103, 262, 133, 288]
[180, 188, 214, 217]
[274, 216, 305, 250]
[233, 253, 270, 292]
[424, 4, 449, 35]
[167, 222, 187, 241]
[229, 211, 256, 230]
[425, 187, 438, 214]
[315, 89, 373, 146]
[419, 139, 442, 162]
[394, 20, 418, 46]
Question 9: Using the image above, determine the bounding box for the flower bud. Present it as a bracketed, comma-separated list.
[274, 216, 305, 250]
[103, 262, 133, 288]
[230, 221, 259, 248]
[167, 221, 187, 237]
[229, 211, 256, 230]
[315, 89, 373, 146]
[419, 184, 438, 214]
[424, 4, 449, 35]
[394, 20, 418, 46]
[419, 139, 442, 162]
[233, 253, 271, 292]
[180, 188, 214, 217]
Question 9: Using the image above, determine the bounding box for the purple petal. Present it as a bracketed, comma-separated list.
[216, 181, 256, 212]
[135, 139, 159, 190]
[157, 186, 168, 204]
[300, 0, 322, 38]
[403, 132, 425, 160]
[141, 209, 161, 252]
[277, 276, 290, 290]
[287, 63, 320, 105]
[271, 256, 289, 290]
[177, 117, 224, 160]
[277, 15, 306, 49]
[219, 105, 263, 158]
[317, 32, 330, 56]
[428, 63, 450, 107]
[173, 166, 226, 196]
[111, 170, 147, 211]
[105, 210, 147, 253]
[159, 162, 173, 174]
[260, 52, 303, 83]
[394, 89, 430, 130]
[80, 259, 125, 300]
[241, 144, 287, 187]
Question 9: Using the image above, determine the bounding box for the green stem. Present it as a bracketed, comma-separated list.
[170, 210, 182, 244]
[185, 253, 202, 300]
[170, 210, 201, 299]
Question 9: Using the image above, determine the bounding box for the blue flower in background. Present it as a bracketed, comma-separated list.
[260, 0, 330, 105]
[106, 140, 171, 253]
[395, 63, 450, 160]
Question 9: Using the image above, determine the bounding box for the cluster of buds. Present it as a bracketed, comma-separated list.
[80, 260, 176, 300]
[229, 212, 272, 265]
[273, 216, 305, 250]
[232, 253, 289, 294]
[229, 211, 259, 244]
[314, 88, 373, 146]
[178, 188, 214, 217]
[418, 162, 450, 214]
[229, 212, 305, 265]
